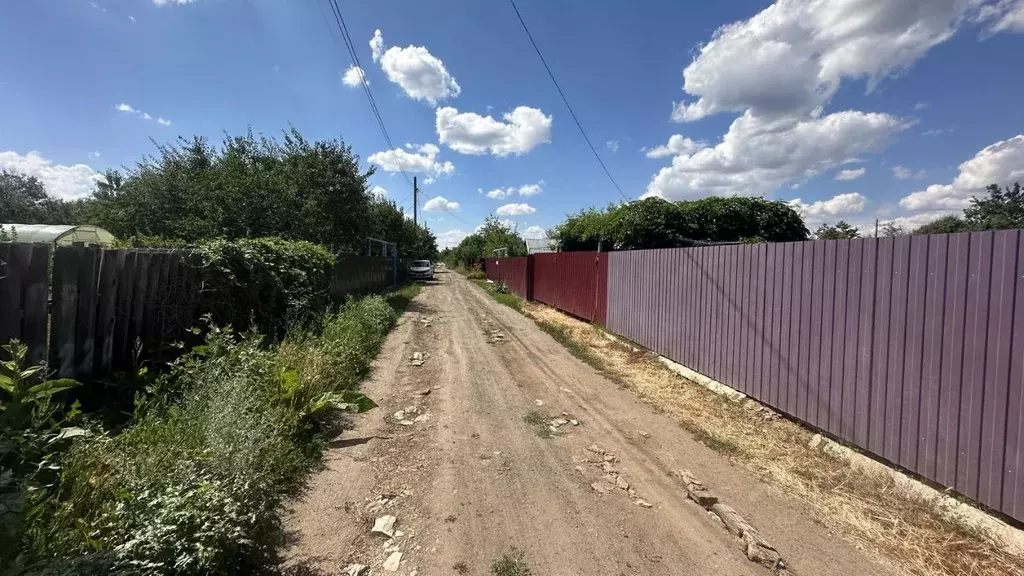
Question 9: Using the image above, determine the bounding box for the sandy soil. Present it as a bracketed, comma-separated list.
[278, 273, 893, 576]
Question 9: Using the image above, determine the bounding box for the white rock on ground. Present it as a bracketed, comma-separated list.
[371, 515, 397, 538]
[382, 551, 403, 572]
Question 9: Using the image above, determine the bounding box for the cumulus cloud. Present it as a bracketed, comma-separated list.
[436, 106, 552, 156]
[342, 65, 368, 88]
[482, 182, 543, 200]
[369, 185, 387, 199]
[369, 30, 460, 105]
[787, 192, 868, 224]
[645, 135, 707, 159]
[368, 143, 455, 177]
[835, 167, 865, 181]
[899, 134, 1024, 210]
[424, 196, 460, 212]
[495, 203, 536, 216]
[892, 165, 926, 180]
[606, 140, 619, 153]
[523, 225, 547, 239]
[116, 103, 138, 114]
[671, 0, 975, 122]
[153, 0, 197, 6]
[436, 229, 468, 249]
[0, 150, 102, 200]
[645, 110, 910, 200]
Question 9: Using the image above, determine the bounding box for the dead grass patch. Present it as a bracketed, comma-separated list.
[523, 301, 1024, 576]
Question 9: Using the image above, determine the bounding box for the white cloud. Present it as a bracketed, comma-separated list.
[0, 150, 102, 200]
[913, 101, 930, 111]
[116, 103, 137, 114]
[153, 0, 197, 6]
[484, 188, 511, 199]
[974, 0, 1024, 33]
[369, 30, 460, 105]
[517, 182, 543, 197]
[644, 135, 707, 159]
[88, 151, 101, 159]
[369, 185, 387, 199]
[368, 143, 455, 176]
[424, 196, 460, 212]
[671, 0, 975, 122]
[645, 110, 910, 200]
[835, 167, 866, 180]
[788, 192, 868, 224]
[423, 177, 435, 185]
[128, 15, 136, 23]
[606, 140, 619, 153]
[523, 225, 547, 239]
[436, 229, 468, 249]
[892, 165, 926, 180]
[496, 203, 536, 216]
[922, 128, 946, 137]
[157, 117, 172, 126]
[116, 102, 169, 125]
[482, 182, 544, 200]
[436, 106, 553, 156]
[899, 134, 1024, 210]
[342, 65, 368, 88]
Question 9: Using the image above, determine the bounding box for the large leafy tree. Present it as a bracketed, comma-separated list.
[911, 214, 967, 235]
[553, 196, 808, 251]
[964, 183, 1024, 231]
[814, 221, 860, 240]
[444, 216, 527, 267]
[0, 171, 73, 224]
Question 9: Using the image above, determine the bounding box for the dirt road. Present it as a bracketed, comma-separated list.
[279, 273, 892, 576]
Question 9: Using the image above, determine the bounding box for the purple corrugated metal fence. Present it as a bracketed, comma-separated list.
[533, 252, 608, 324]
[605, 231, 1024, 522]
[485, 257, 531, 299]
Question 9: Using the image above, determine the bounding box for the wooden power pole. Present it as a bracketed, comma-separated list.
[413, 176, 418, 226]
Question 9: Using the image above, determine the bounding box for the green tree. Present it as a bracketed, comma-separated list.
[878, 222, 907, 237]
[911, 214, 968, 235]
[445, 216, 527, 267]
[0, 171, 74, 224]
[552, 196, 808, 251]
[814, 221, 860, 240]
[963, 182, 1024, 231]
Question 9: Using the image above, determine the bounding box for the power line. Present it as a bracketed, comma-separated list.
[506, 0, 628, 202]
[320, 0, 416, 209]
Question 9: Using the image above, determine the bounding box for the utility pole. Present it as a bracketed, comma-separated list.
[413, 176, 418, 226]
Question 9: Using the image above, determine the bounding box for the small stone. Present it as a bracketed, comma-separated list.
[417, 388, 432, 396]
[603, 453, 616, 463]
[400, 420, 414, 426]
[395, 529, 405, 537]
[639, 431, 651, 439]
[743, 531, 782, 569]
[382, 551, 403, 572]
[547, 425, 559, 434]
[575, 466, 585, 474]
[675, 469, 701, 487]
[569, 419, 580, 426]
[342, 564, 369, 576]
[405, 406, 420, 414]
[627, 488, 637, 498]
[551, 418, 569, 427]
[591, 482, 610, 495]
[412, 359, 424, 366]
[371, 515, 397, 538]
[587, 444, 604, 454]
[414, 414, 430, 423]
[808, 434, 823, 449]
[393, 410, 406, 420]
[601, 462, 617, 474]
[635, 499, 653, 508]
[688, 488, 719, 508]
[535, 399, 544, 406]
[615, 476, 629, 490]
[711, 503, 749, 537]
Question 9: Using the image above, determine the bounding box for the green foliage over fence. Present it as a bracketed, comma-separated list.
[554, 196, 809, 251]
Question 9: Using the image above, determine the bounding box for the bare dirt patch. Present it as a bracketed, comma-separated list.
[524, 302, 1024, 576]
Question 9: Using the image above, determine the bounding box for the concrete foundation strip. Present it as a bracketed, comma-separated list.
[674, 469, 791, 574]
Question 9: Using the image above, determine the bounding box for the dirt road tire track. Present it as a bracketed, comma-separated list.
[279, 273, 892, 576]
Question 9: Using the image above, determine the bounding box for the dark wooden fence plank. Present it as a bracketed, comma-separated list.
[94, 249, 119, 374]
[50, 247, 80, 378]
[74, 247, 99, 378]
[0, 244, 31, 348]
[22, 245, 50, 366]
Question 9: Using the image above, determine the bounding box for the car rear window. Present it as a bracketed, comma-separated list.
[412, 260, 431, 267]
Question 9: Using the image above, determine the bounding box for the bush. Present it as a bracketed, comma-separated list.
[196, 237, 336, 338]
[16, 291, 398, 574]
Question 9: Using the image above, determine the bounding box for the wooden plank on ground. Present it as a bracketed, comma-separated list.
[49, 247, 80, 378]
[22, 244, 51, 366]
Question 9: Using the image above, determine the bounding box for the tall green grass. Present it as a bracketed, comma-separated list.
[9, 289, 415, 575]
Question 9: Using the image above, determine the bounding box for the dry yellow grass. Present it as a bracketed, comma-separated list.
[525, 302, 1024, 576]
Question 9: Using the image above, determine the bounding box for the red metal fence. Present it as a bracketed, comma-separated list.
[533, 252, 608, 324]
[605, 231, 1024, 522]
[485, 256, 531, 299]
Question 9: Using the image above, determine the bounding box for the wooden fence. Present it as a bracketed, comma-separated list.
[2, 244, 398, 379]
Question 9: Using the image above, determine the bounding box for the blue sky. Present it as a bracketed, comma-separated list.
[2, 0, 1024, 247]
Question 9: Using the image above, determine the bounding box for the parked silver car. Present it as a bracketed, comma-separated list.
[408, 260, 434, 281]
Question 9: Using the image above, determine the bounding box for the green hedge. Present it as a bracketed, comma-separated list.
[196, 238, 336, 338]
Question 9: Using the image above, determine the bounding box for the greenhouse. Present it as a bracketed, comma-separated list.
[0, 224, 117, 246]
